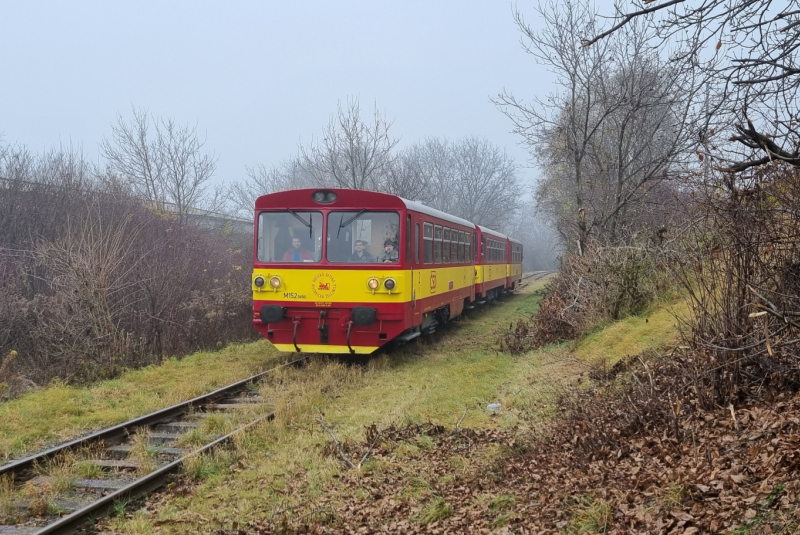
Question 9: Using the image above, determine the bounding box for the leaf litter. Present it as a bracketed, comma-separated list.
[219, 352, 800, 534]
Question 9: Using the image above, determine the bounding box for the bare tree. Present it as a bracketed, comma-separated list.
[101, 107, 217, 221]
[413, 137, 458, 214]
[502, 197, 562, 270]
[227, 158, 314, 218]
[496, 0, 694, 251]
[585, 0, 800, 172]
[382, 147, 434, 201]
[300, 98, 399, 190]
[448, 137, 522, 228]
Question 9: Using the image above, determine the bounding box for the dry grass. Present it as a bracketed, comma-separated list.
[0, 341, 283, 462]
[108, 280, 595, 532]
[128, 428, 158, 475]
[0, 474, 15, 522]
[7, 273, 682, 533]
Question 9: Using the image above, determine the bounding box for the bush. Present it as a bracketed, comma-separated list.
[672, 164, 800, 406]
[532, 242, 670, 346]
[0, 150, 257, 390]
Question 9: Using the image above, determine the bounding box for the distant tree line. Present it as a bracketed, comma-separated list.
[227, 98, 560, 271]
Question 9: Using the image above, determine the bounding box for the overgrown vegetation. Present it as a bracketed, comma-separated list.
[0, 146, 257, 394]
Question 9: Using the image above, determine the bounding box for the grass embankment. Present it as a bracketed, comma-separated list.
[573, 295, 686, 364]
[0, 344, 284, 462]
[90, 279, 681, 534]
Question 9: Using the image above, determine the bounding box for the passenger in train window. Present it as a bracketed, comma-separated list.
[282, 237, 313, 262]
[377, 239, 399, 263]
[349, 240, 374, 263]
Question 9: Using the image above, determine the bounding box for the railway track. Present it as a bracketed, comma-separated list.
[0, 355, 311, 535]
[522, 270, 556, 281]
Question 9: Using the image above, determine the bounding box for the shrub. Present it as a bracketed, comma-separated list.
[532, 242, 670, 346]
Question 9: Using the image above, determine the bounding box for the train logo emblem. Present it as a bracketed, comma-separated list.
[311, 273, 337, 299]
[430, 271, 437, 293]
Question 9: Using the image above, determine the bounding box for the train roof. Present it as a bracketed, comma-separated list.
[477, 225, 508, 240]
[401, 198, 475, 229]
[255, 188, 475, 229]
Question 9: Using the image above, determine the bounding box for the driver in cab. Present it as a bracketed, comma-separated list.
[283, 237, 313, 262]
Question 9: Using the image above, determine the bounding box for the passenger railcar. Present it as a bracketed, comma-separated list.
[252, 188, 479, 354]
[475, 226, 509, 302]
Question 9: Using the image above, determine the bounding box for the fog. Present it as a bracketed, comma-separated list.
[1, 1, 559, 187]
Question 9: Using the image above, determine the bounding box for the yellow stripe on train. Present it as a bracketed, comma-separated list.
[475, 264, 507, 285]
[253, 268, 410, 303]
[254, 265, 479, 304]
[272, 344, 379, 354]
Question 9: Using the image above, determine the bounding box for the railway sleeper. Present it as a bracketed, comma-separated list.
[146, 432, 183, 445]
[154, 420, 202, 434]
[90, 459, 141, 471]
[105, 444, 186, 460]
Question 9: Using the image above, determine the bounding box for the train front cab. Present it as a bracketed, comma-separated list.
[252, 189, 412, 354]
[252, 189, 477, 354]
[475, 226, 508, 301]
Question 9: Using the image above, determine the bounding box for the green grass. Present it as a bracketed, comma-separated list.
[418, 496, 454, 524]
[573, 296, 687, 364]
[4, 274, 685, 533]
[109, 281, 571, 532]
[0, 341, 283, 461]
[569, 495, 613, 533]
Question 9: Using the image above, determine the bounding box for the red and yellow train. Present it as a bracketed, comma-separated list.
[251, 188, 523, 354]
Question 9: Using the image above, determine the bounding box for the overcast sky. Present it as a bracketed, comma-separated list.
[1, 1, 559, 192]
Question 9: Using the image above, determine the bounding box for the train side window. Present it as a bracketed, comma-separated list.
[451, 231, 458, 263]
[434, 225, 442, 263]
[442, 227, 450, 263]
[423, 222, 433, 264]
[415, 223, 420, 264]
[406, 215, 411, 263]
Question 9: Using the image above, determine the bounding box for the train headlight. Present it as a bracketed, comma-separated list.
[312, 190, 338, 204]
[254, 276, 265, 288]
[367, 277, 380, 290]
[269, 276, 282, 289]
[384, 278, 396, 291]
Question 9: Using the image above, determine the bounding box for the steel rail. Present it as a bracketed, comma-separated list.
[36, 413, 274, 535]
[0, 355, 310, 479]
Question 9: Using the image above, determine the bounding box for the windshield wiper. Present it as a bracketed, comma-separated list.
[336, 209, 366, 239]
[339, 209, 366, 229]
[287, 209, 313, 239]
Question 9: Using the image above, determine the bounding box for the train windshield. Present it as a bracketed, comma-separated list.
[326, 211, 400, 263]
[257, 211, 323, 263]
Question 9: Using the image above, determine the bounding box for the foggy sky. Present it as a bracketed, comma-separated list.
[1, 1, 556, 194]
